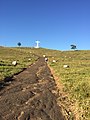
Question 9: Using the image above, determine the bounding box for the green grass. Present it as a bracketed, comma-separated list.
[0, 47, 90, 119]
[0, 47, 38, 80]
[48, 50, 90, 120]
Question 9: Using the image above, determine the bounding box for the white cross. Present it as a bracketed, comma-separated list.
[35, 40, 40, 48]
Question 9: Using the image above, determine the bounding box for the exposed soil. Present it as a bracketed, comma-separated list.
[0, 57, 66, 120]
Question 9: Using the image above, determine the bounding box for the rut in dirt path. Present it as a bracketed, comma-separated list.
[0, 57, 66, 120]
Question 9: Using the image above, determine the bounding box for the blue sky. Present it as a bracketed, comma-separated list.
[0, 0, 90, 50]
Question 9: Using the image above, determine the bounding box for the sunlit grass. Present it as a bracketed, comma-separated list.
[0, 47, 38, 80]
[49, 50, 90, 120]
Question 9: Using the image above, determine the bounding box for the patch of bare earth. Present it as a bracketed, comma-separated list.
[0, 58, 66, 120]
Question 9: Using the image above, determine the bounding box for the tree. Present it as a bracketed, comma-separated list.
[70, 44, 77, 50]
[17, 42, 21, 47]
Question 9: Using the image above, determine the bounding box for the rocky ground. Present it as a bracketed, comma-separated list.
[0, 57, 66, 120]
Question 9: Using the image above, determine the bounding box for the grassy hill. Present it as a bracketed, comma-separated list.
[0, 47, 38, 80]
[0, 47, 90, 120]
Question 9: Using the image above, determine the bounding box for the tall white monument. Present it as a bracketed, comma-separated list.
[35, 40, 40, 48]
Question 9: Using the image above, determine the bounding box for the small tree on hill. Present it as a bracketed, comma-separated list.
[17, 42, 21, 47]
[71, 44, 77, 50]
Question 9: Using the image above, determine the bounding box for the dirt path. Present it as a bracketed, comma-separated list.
[0, 57, 66, 120]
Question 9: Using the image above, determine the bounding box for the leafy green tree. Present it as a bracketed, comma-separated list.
[17, 42, 21, 47]
[71, 44, 77, 50]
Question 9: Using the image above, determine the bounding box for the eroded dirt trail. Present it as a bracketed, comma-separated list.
[0, 58, 65, 120]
